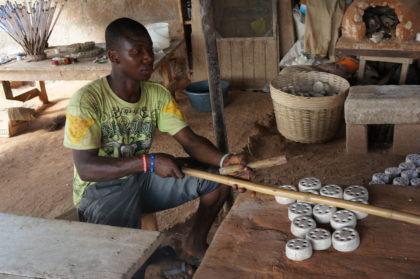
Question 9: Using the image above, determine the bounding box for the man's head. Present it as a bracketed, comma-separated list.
[105, 18, 154, 81]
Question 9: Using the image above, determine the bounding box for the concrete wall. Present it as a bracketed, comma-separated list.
[0, 0, 182, 55]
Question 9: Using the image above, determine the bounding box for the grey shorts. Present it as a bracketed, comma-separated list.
[77, 164, 219, 228]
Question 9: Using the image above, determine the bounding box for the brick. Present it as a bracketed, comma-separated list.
[346, 124, 368, 154]
[393, 124, 420, 155]
[345, 85, 420, 124]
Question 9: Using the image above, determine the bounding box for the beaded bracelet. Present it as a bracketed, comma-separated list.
[150, 153, 155, 173]
[142, 154, 147, 173]
[219, 153, 231, 168]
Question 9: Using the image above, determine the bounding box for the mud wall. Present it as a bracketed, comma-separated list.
[0, 0, 182, 55]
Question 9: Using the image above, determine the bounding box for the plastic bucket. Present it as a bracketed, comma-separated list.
[184, 80, 230, 112]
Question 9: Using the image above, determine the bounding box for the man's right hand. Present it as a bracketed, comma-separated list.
[153, 153, 184, 179]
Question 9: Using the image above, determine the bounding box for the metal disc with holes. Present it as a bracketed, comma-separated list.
[343, 185, 369, 201]
[285, 238, 312, 261]
[332, 227, 360, 252]
[406, 154, 420, 166]
[313, 204, 337, 224]
[275, 185, 297, 204]
[401, 170, 418, 180]
[288, 202, 312, 221]
[330, 210, 357, 230]
[385, 167, 402, 179]
[411, 178, 420, 186]
[320, 184, 343, 199]
[399, 162, 416, 171]
[372, 173, 390, 184]
[298, 189, 319, 206]
[298, 177, 322, 191]
[393, 177, 409, 186]
[349, 198, 369, 219]
[291, 216, 316, 238]
[305, 228, 331, 250]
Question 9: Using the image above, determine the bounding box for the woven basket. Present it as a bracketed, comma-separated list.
[270, 71, 350, 143]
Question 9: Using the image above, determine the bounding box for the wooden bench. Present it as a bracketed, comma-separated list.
[0, 213, 161, 279]
[344, 85, 420, 154]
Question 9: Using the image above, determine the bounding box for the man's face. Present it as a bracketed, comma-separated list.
[114, 31, 155, 81]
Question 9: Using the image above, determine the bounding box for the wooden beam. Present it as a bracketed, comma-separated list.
[199, 0, 228, 153]
[1, 81, 14, 99]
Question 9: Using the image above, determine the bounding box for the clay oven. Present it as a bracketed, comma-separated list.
[341, 0, 420, 42]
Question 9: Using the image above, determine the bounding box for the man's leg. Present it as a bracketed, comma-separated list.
[184, 184, 230, 258]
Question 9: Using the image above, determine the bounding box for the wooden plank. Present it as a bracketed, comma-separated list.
[0, 213, 161, 279]
[38, 81, 49, 104]
[242, 40, 254, 89]
[399, 63, 410, 85]
[335, 47, 420, 59]
[253, 40, 267, 89]
[360, 56, 413, 64]
[278, 0, 295, 58]
[217, 40, 232, 83]
[191, 0, 208, 82]
[1, 81, 14, 99]
[358, 57, 367, 83]
[230, 40, 244, 89]
[195, 185, 420, 278]
[265, 38, 279, 83]
[13, 88, 39, 102]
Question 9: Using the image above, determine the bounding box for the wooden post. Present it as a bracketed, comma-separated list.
[1, 81, 14, 100]
[199, 0, 232, 209]
[199, 0, 228, 154]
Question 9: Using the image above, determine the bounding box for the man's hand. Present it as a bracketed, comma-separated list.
[222, 154, 256, 197]
[154, 153, 184, 179]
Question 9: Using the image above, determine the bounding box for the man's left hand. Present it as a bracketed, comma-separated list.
[222, 154, 256, 197]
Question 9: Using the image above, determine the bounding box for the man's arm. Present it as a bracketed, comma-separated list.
[173, 126, 246, 168]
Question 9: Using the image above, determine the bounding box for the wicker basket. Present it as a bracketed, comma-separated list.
[270, 71, 350, 143]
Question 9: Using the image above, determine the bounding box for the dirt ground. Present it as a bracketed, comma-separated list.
[0, 79, 409, 278]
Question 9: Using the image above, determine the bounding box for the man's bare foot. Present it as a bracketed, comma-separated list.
[182, 235, 208, 260]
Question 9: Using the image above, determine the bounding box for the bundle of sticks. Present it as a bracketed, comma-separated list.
[0, 0, 66, 57]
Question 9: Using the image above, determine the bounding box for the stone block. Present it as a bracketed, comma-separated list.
[393, 124, 420, 155]
[345, 85, 420, 125]
[346, 124, 368, 154]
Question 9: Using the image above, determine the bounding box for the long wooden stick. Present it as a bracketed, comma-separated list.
[219, 155, 288, 175]
[182, 168, 420, 226]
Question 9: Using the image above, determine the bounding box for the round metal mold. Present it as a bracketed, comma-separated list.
[399, 162, 416, 171]
[313, 204, 337, 224]
[385, 167, 401, 179]
[343, 185, 369, 201]
[372, 173, 390, 184]
[285, 238, 312, 261]
[406, 154, 420, 167]
[320, 184, 343, 199]
[305, 228, 331, 250]
[417, 167, 420, 174]
[288, 202, 312, 221]
[275, 185, 297, 204]
[393, 177, 409, 186]
[349, 198, 369, 219]
[291, 216, 316, 238]
[401, 170, 418, 180]
[298, 177, 322, 191]
[332, 227, 360, 252]
[410, 178, 420, 186]
[298, 189, 319, 206]
[330, 210, 357, 230]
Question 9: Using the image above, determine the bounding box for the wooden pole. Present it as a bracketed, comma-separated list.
[182, 168, 420, 226]
[199, 0, 228, 153]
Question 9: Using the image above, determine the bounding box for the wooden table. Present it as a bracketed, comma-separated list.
[0, 37, 185, 103]
[0, 213, 162, 279]
[195, 185, 420, 279]
[335, 37, 420, 85]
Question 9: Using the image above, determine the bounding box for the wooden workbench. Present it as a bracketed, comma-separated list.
[0, 213, 162, 279]
[195, 185, 420, 278]
[0, 37, 184, 103]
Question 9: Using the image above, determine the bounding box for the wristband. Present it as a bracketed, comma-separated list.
[142, 154, 147, 173]
[219, 153, 231, 168]
[150, 153, 155, 173]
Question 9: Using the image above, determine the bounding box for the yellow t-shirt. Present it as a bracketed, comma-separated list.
[63, 77, 188, 207]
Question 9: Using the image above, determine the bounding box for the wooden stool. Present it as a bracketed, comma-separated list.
[345, 85, 420, 155]
[357, 56, 413, 85]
